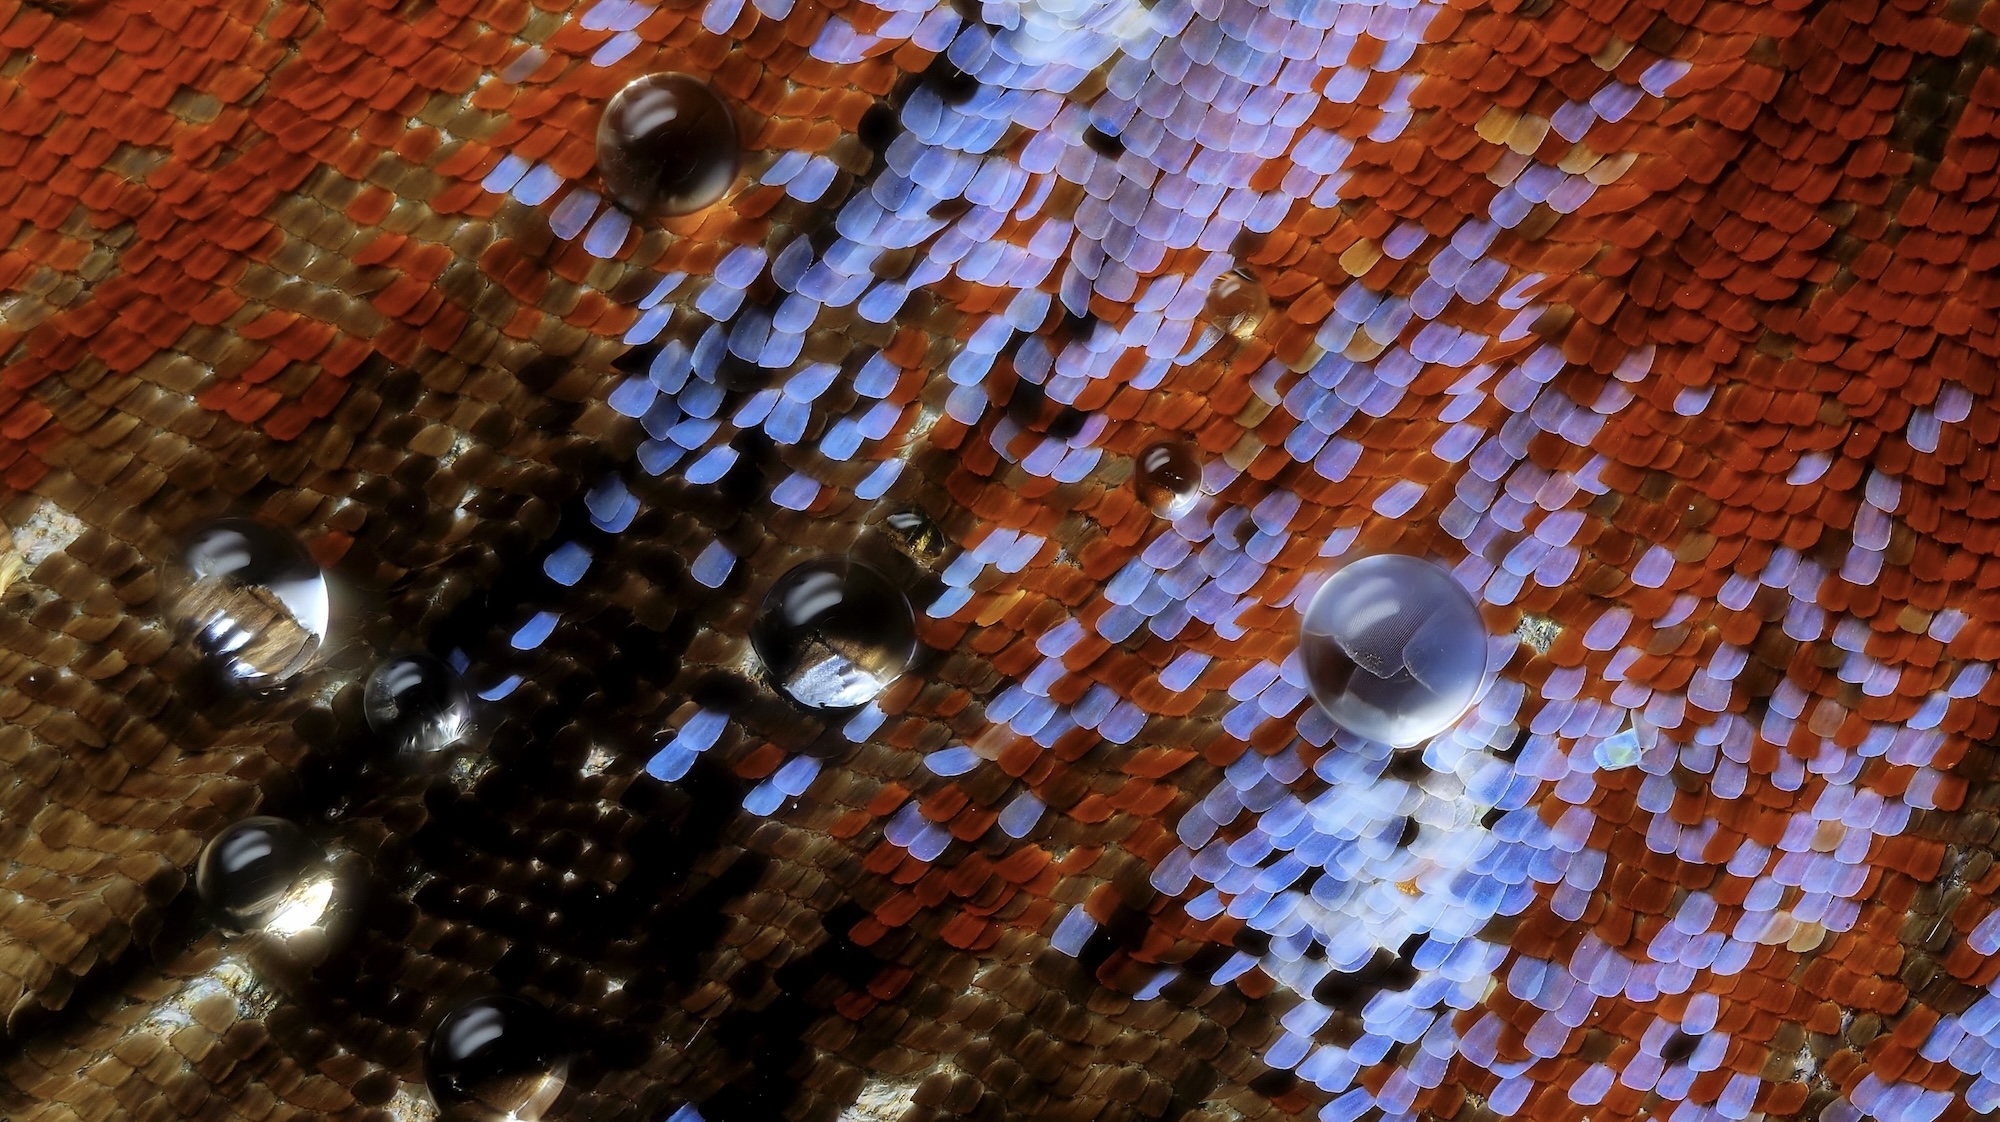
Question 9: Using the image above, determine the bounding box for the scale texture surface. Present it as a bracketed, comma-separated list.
[1, 0, 1998, 1119]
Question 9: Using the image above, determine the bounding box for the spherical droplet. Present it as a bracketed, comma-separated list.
[1300, 555, 1491, 746]
[1206, 269, 1269, 338]
[596, 73, 739, 218]
[197, 817, 325, 931]
[365, 654, 471, 753]
[881, 508, 946, 564]
[426, 996, 569, 1122]
[1134, 441, 1201, 520]
[177, 520, 329, 687]
[752, 558, 916, 709]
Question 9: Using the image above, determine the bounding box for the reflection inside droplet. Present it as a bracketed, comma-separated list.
[365, 653, 472, 754]
[426, 996, 569, 1122]
[752, 558, 916, 709]
[1134, 441, 1201, 519]
[197, 817, 325, 932]
[596, 73, 740, 218]
[176, 520, 328, 688]
[1300, 554, 1491, 745]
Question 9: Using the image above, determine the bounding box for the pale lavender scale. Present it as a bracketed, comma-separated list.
[1549, 99, 1596, 142]
[481, 153, 530, 194]
[1432, 255, 1480, 300]
[1907, 407, 1942, 452]
[1151, 92, 1205, 147]
[547, 188, 600, 241]
[1490, 185, 1540, 228]
[1935, 381, 1974, 423]
[1197, 70, 1243, 112]
[583, 27, 642, 64]
[1546, 175, 1596, 213]
[640, 399, 680, 442]
[683, 445, 738, 484]
[1589, 80, 1643, 122]
[1155, 130, 1200, 177]
[667, 414, 718, 450]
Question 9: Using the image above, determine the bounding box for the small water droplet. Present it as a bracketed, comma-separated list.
[1206, 270, 1269, 338]
[596, 73, 740, 218]
[881, 508, 946, 563]
[176, 520, 329, 688]
[1134, 442, 1201, 519]
[752, 558, 916, 709]
[426, 996, 569, 1122]
[196, 817, 323, 931]
[365, 654, 471, 753]
[1300, 554, 1490, 745]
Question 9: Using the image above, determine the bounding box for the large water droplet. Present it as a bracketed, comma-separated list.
[365, 654, 472, 754]
[1134, 442, 1201, 519]
[177, 520, 329, 688]
[426, 996, 569, 1122]
[752, 558, 916, 709]
[1300, 555, 1490, 745]
[596, 73, 739, 218]
[197, 817, 325, 931]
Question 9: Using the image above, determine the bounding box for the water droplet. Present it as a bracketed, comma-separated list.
[1134, 442, 1201, 519]
[365, 654, 471, 754]
[752, 558, 916, 709]
[426, 996, 569, 1122]
[1206, 270, 1269, 338]
[196, 817, 324, 931]
[1300, 554, 1491, 745]
[596, 73, 739, 218]
[881, 507, 946, 563]
[176, 520, 329, 688]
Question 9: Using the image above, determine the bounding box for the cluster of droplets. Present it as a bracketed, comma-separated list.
[152, 29, 1524, 1121]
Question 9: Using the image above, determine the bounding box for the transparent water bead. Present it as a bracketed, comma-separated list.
[752, 558, 917, 709]
[1134, 441, 1201, 519]
[196, 817, 327, 932]
[426, 996, 569, 1122]
[178, 520, 329, 687]
[365, 653, 472, 754]
[1206, 270, 1270, 339]
[1299, 554, 1491, 745]
[596, 73, 740, 218]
